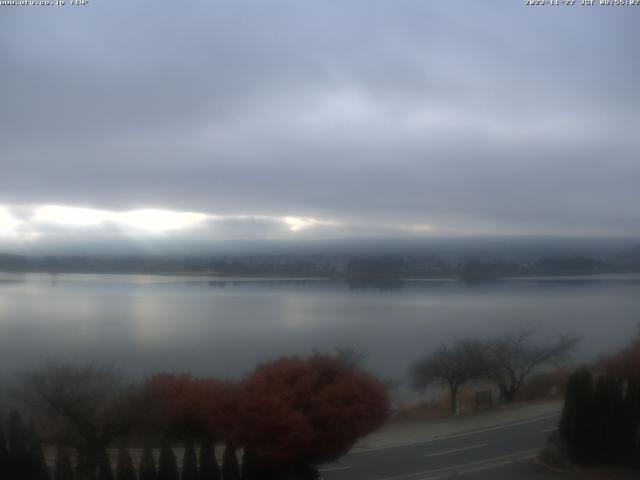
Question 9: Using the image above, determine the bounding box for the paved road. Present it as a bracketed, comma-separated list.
[320, 413, 563, 480]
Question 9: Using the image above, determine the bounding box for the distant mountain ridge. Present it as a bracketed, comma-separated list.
[2, 245, 640, 278]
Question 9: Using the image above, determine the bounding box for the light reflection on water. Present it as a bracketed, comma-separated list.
[0, 273, 639, 394]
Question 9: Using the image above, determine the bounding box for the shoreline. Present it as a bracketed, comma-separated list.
[2, 270, 640, 280]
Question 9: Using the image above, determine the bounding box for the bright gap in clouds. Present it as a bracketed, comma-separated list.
[117, 210, 208, 232]
[0, 204, 450, 249]
[283, 216, 335, 232]
[0, 204, 344, 242]
[34, 205, 208, 233]
[0, 207, 24, 236]
[35, 205, 111, 227]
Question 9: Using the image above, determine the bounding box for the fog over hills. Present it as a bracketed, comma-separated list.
[2, 236, 639, 277]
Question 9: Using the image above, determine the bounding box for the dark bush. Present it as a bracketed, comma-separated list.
[97, 450, 114, 480]
[116, 448, 136, 480]
[182, 438, 198, 480]
[221, 444, 240, 480]
[27, 419, 50, 480]
[157, 442, 178, 480]
[54, 447, 74, 480]
[198, 436, 219, 480]
[8, 411, 31, 479]
[559, 368, 640, 467]
[0, 416, 8, 480]
[138, 445, 157, 480]
[559, 369, 594, 464]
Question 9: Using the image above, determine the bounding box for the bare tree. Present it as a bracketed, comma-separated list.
[486, 330, 579, 403]
[411, 340, 488, 414]
[17, 363, 145, 480]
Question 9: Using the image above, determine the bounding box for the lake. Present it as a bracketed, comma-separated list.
[1, 273, 639, 396]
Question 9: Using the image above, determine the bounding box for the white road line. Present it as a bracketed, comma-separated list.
[541, 427, 557, 433]
[413, 475, 453, 480]
[374, 447, 542, 480]
[457, 454, 538, 475]
[351, 413, 559, 454]
[318, 465, 351, 472]
[517, 453, 538, 461]
[424, 443, 487, 458]
[458, 459, 514, 475]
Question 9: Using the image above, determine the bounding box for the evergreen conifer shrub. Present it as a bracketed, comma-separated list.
[221, 444, 240, 480]
[116, 448, 136, 480]
[559, 368, 640, 467]
[97, 450, 114, 480]
[139, 445, 157, 480]
[0, 415, 10, 480]
[157, 441, 178, 480]
[53, 447, 74, 480]
[559, 369, 594, 464]
[182, 438, 198, 480]
[198, 436, 219, 480]
[8, 411, 31, 479]
[28, 428, 51, 480]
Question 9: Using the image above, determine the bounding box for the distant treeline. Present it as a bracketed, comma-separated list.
[1, 247, 640, 277]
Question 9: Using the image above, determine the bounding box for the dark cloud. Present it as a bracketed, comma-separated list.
[1, 0, 639, 251]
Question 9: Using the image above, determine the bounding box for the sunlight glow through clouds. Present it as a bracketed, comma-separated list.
[405, 223, 436, 233]
[117, 210, 208, 232]
[0, 203, 448, 247]
[283, 216, 335, 232]
[34, 205, 111, 226]
[0, 204, 339, 242]
[33, 205, 208, 233]
[0, 207, 24, 236]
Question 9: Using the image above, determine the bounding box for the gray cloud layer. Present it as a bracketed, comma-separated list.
[1, 0, 639, 250]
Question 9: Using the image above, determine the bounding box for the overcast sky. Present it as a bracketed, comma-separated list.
[1, 0, 639, 253]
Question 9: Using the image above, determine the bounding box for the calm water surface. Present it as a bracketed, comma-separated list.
[1, 273, 639, 391]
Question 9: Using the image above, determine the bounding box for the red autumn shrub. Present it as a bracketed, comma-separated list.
[145, 374, 236, 440]
[200, 378, 239, 442]
[236, 355, 389, 465]
[605, 340, 640, 381]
